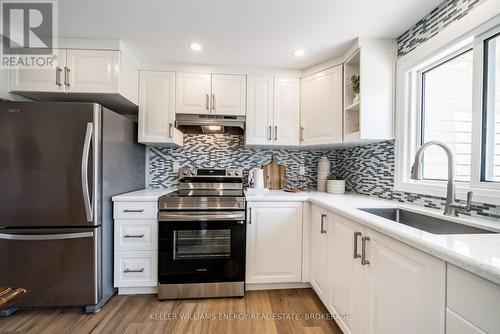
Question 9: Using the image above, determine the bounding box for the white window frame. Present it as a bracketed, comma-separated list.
[394, 4, 500, 205]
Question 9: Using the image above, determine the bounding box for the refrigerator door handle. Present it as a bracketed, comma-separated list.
[0, 232, 94, 240]
[82, 122, 93, 222]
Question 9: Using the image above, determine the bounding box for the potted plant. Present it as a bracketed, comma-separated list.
[326, 172, 345, 194]
[350, 74, 360, 104]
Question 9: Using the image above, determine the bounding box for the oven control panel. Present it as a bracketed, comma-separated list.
[179, 167, 243, 178]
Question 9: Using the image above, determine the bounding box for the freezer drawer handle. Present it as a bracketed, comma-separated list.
[123, 209, 144, 213]
[124, 268, 145, 273]
[124, 234, 145, 239]
[0, 232, 94, 240]
[81, 123, 93, 222]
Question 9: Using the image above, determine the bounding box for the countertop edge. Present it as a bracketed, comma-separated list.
[112, 188, 176, 202]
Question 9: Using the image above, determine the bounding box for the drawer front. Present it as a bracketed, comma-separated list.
[114, 251, 157, 287]
[447, 264, 500, 333]
[115, 220, 157, 251]
[114, 201, 157, 219]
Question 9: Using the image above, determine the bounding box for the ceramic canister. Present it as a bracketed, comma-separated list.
[317, 156, 330, 192]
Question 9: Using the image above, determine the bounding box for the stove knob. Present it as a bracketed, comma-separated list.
[182, 170, 189, 176]
[235, 170, 241, 176]
[227, 170, 233, 176]
[190, 170, 196, 176]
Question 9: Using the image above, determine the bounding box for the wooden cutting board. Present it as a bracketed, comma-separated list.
[262, 155, 286, 190]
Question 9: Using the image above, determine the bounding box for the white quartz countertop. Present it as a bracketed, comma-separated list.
[246, 190, 500, 285]
[112, 188, 176, 202]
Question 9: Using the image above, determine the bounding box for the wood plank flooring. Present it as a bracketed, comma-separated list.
[0, 288, 343, 334]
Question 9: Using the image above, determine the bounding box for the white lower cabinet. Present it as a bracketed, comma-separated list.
[113, 200, 159, 293]
[310, 205, 330, 303]
[310, 205, 446, 334]
[246, 201, 303, 284]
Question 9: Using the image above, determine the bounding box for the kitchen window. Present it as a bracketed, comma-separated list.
[395, 17, 500, 204]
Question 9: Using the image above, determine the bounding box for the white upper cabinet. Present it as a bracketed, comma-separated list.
[138, 71, 182, 146]
[246, 76, 274, 145]
[245, 76, 300, 147]
[9, 49, 66, 93]
[65, 49, 119, 93]
[211, 74, 246, 116]
[310, 204, 330, 304]
[175, 72, 211, 114]
[273, 77, 300, 146]
[300, 65, 343, 146]
[246, 202, 303, 284]
[175, 73, 246, 116]
[9, 48, 139, 111]
[343, 38, 395, 142]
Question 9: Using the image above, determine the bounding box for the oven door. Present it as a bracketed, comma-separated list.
[158, 211, 245, 284]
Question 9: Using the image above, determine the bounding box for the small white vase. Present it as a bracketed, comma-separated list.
[327, 180, 345, 194]
[317, 156, 330, 192]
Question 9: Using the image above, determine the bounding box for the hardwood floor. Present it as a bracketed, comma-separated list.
[0, 289, 343, 334]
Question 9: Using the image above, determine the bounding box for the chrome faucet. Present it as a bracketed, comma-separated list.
[410, 141, 473, 217]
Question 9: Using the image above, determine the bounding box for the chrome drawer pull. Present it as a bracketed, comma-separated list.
[353, 232, 362, 259]
[361, 236, 370, 265]
[124, 234, 145, 239]
[123, 209, 144, 213]
[124, 268, 144, 273]
[320, 214, 327, 234]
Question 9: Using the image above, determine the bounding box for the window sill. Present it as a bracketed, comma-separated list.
[394, 179, 500, 206]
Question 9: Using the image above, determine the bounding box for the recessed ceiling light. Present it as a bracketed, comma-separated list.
[189, 42, 202, 52]
[294, 49, 305, 57]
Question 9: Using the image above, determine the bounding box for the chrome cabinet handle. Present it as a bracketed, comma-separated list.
[0, 232, 93, 240]
[64, 67, 70, 87]
[300, 127, 304, 142]
[123, 209, 144, 213]
[320, 214, 327, 234]
[353, 232, 362, 259]
[274, 126, 278, 141]
[361, 236, 370, 265]
[169, 123, 173, 138]
[55, 67, 62, 86]
[268, 126, 272, 141]
[81, 123, 93, 222]
[124, 268, 144, 273]
[249, 207, 252, 224]
[124, 234, 145, 239]
[205, 94, 209, 111]
[212, 94, 216, 112]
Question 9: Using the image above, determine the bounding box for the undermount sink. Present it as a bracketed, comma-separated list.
[358, 208, 496, 235]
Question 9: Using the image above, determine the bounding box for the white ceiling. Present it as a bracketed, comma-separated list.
[59, 0, 442, 69]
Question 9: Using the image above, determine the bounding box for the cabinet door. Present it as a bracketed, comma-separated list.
[245, 76, 273, 145]
[246, 202, 302, 284]
[9, 49, 66, 92]
[211, 74, 246, 116]
[362, 229, 445, 334]
[65, 49, 119, 93]
[329, 214, 364, 334]
[175, 72, 211, 114]
[274, 77, 300, 146]
[310, 205, 329, 303]
[300, 65, 343, 146]
[138, 71, 182, 146]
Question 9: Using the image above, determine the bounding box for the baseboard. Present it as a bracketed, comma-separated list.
[118, 286, 158, 295]
[245, 282, 311, 291]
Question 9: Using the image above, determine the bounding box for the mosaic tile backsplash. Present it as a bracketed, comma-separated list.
[333, 140, 500, 221]
[148, 134, 335, 189]
[397, 0, 486, 57]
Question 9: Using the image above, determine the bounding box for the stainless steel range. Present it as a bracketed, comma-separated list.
[157, 168, 246, 299]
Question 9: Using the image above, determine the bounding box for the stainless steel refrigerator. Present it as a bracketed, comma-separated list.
[0, 101, 145, 314]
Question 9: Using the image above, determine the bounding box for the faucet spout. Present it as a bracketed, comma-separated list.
[410, 141, 471, 217]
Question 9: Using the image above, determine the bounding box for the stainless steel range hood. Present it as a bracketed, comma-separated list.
[176, 114, 245, 134]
